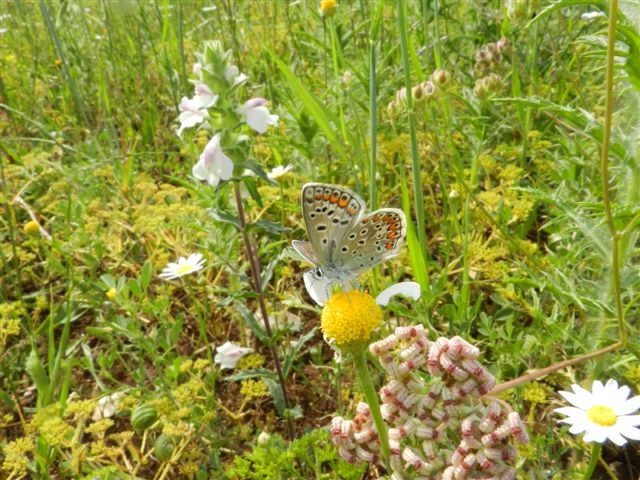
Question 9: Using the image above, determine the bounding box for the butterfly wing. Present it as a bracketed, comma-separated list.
[300, 183, 366, 267]
[303, 268, 358, 306]
[330, 207, 406, 276]
[291, 240, 319, 265]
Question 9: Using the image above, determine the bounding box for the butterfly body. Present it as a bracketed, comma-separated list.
[292, 183, 406, 304]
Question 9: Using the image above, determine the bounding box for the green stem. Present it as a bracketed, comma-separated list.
[582, 442, 601, 480]
[368, 0, 384, 209]
[353, 350, 390, 472]
[396, 0, 426, 251]
[601, 0, 626, 345]
[233, 184, 294, 439]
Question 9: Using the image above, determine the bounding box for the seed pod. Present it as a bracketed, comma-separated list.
[130, 404, 158, 432]
[154, 433, 174, 461]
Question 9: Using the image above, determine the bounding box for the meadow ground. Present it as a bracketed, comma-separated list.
[1, 1, 639, 479]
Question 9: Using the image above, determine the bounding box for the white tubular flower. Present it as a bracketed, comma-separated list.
[237, 98, 279, 134]
[176, 83, 218, 137]
[214, 341, 253, 370]
[225, 64, 247, 87]
[192, 133, 234, 187]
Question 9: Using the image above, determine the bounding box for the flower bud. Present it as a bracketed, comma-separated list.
[496, 38, 510, 54]
[320, 0, 337, 17]
[412, 84, 424, 100]
[430, 68, 451, 86]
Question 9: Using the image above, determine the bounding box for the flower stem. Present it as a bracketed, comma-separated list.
[601, 0, 626, 345]
[353, 349, 390, 472]
[233, 183, 294, 439]
[583, 442, 601, 480]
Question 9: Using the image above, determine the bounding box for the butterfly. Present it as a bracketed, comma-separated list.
[292, 183, 407, 305]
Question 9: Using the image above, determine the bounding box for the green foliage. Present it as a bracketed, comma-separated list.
[1, 0, 639, 478]
[225, 429, 366, 480]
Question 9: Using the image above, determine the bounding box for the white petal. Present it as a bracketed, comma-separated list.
[245, 106, 271, 134]
[177, 110, 205, 137]
[233, 73, 248, 87]
[581, 11, 605, 20]
[605, 430, 628, 446]
[192, 158, 209, 181]
[554, 406, 586, 418]
[582, 429, 609, 444]
[376, 282, 421, 306]
[214, 341, 253, 370]
[592, 380, 608, 397]
[187, 253, 204, 266]
[238, 97, 268, 113]
[618, 424, 640, 440]
[619, 414, 640, 427]
[194, 83, 217, 108]
[216, 153, 234, 181]
[267, 164, 293, 180]
[559, 386, 593, 410]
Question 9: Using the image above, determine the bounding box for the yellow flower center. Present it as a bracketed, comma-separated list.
[105, 288, 117, 300]
[176, 264, 195, 276]
[586, 405, 617, 427]
[321, 291, 382, 350]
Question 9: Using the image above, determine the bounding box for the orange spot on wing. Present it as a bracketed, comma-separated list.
[338, 197, 349, 207]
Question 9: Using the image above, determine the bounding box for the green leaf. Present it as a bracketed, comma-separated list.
[282, 327, 317, 377]
[251, 220, 290, 235]
[128, 278, 141, 297]
[262, 376, 285, 414]
[139, 262, 152, 291]
[26, 348, 50, 399]
[242, 176, 264, 208]
[207, 209, 241, 229]
[618, 24, 640, 92]
[265, 47, 350, 162]
[235, 302, 268, 343]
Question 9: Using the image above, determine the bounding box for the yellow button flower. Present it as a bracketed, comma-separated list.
[321, 290, 382, 352]
[320, 0, 337, 17]
[23, 220, 40, 236]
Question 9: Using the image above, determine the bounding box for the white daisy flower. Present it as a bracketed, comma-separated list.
[267, 164, 294, 180]
[159, 253, 206, 280]
[554, 379, 640, 446]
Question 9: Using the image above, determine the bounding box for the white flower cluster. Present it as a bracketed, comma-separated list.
[331, 325, 529, 479]
[176, 42, 279, 187]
